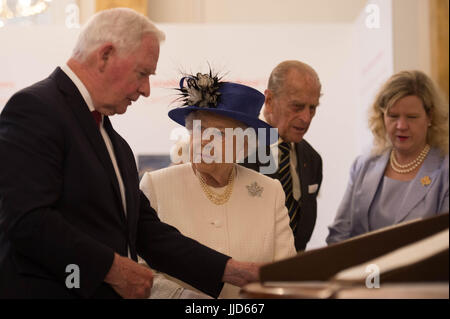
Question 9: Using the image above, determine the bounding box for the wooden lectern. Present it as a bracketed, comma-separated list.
[241, 213, 449, 299]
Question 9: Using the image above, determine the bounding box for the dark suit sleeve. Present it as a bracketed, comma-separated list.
[0, 92, 114, 298]
[136, 191, 230, 298]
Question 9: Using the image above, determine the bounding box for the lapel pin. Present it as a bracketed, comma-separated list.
[420, 176, 431, 187]
[246, 182, 264, 197]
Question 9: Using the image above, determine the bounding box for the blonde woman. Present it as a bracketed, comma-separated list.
[327, 70, 449, 244]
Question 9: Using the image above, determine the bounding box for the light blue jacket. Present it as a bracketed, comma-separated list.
[327, 147, 449, 244]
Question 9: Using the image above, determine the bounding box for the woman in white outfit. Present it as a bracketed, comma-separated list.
[140, 72, 296, 298]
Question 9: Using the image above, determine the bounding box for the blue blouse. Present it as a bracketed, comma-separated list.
[369, 177, 411, 231]
[327, 147, 449, 245]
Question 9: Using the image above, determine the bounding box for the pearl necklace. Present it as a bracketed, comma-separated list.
[197, 167, 235, 205]
[390, 144, 430, 174]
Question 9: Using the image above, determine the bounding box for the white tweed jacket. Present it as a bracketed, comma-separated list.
[140, 163, 296, 298]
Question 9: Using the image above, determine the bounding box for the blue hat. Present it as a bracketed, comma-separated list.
[168, 73, 276, 145]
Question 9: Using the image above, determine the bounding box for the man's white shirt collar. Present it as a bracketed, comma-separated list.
[260, 109, 301, 199]
[60, 64, 96, 113]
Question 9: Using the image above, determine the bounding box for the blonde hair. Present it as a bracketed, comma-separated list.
[72, 8, 165, 62]
[368, 70, 449, 155]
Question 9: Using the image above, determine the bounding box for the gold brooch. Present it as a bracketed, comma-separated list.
[421, 176, 431, 186]
[246, 182, 264, 197]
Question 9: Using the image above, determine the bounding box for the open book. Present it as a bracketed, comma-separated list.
[253, 213, 449, 298]
[333, 228, 449, 284]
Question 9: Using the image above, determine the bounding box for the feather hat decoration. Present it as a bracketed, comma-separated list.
[169, 69, 277, 145]
[177, 71, 222, 108]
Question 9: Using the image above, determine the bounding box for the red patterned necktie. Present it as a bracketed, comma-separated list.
[92, 110, 102, 128]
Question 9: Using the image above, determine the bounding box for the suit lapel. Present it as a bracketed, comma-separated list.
[103, 118, 135, 224]
[357, 152, 390, 232]
[51, 68, 124, 216]
[295, 142, 309, 199]
[247, 145, 278, 178]
[395, 148, 443, 223]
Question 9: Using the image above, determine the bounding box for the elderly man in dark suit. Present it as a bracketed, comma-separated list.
[0, 8, 257, 299]
[242, 61, 323, 252]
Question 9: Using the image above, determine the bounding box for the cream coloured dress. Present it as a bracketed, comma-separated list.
[140, 163, 296, 298]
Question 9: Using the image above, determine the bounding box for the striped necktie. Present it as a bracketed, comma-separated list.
[278, 141, 300, 233]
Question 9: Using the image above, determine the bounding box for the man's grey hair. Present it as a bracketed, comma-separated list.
[71, 8, 165, 62]
[268, 60, 322, 96]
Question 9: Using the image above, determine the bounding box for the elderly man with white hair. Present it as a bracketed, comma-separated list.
[242, 60, 324, 252]
[0, 8, 258, 299]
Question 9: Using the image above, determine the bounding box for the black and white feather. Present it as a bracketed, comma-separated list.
[177, 71, 222, 108]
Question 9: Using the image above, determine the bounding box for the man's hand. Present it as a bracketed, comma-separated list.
[104, 253, 154, 299]
[222, 259, 261, 287]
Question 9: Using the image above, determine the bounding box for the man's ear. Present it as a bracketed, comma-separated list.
[264, 89, 273, 114]
[96, 43, 115, 72]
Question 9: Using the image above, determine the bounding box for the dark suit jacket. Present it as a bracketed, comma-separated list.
[0, 68, 229, 298]
[241, 140, 323, 251]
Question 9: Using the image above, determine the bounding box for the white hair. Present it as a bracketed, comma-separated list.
[71, 8, 165, 62]
[185, 111, 248, 131]
[268, 60, 322, 96]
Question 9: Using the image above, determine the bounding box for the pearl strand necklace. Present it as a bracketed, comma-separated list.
[197, 166, 235, 205]
[390, 144, 430, 174]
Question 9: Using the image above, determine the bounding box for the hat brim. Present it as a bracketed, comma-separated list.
[168, 106, 278, 145]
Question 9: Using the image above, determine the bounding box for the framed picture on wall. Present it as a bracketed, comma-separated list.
[137, 154, 172, 180]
